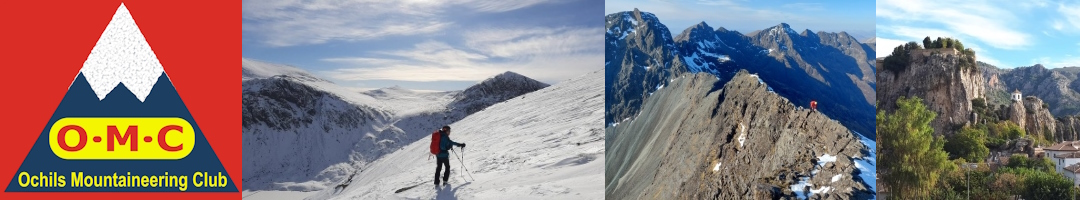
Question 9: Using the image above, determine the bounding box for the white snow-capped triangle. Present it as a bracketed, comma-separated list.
[79, 3, 164, 102]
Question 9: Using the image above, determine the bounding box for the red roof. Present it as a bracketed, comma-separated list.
[1045, 141, 1080, 151]
[1066, 163, 1080, 174]
[1055, 152, 1080, 159]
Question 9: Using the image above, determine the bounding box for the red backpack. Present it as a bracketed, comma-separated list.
[430, 130, 441, 155]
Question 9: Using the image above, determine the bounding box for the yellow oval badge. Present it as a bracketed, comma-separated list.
[48, 117, 195, 160]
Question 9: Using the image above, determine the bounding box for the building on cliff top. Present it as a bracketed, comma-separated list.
[1012, 89, 1022, 102]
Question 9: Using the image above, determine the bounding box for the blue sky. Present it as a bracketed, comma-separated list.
[242, 0, 603, 91]
[605, 0, 876, 41]
[877, 0, 1080, 68]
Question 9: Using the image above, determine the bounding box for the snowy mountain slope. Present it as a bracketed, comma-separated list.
[362, 86, 457, 117]
[242, 59, 551, 192]
[243, 58, 323, 81]
[243, 78, 398, 191]
[242, 58, 385, 109]
[306, 70, 605, 200]
[449, 71, 550, 116]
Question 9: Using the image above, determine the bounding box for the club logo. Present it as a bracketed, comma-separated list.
[6, 3, 236, 192]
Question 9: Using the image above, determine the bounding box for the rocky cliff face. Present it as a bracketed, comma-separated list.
[1058, 116, 1080, 141]
[1025, 97, 1056, 139]
[605, 70, 872, 199]
[1008, 96, 1057, 141]
[878, 49, 984, 135]
[605, 9, 688, 127]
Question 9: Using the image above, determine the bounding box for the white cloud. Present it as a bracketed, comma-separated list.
[1032, 56, 1080, 68]
[877, 0, 1032, 50]
[874, 37, 909, 58]
[320, 27, 603, 82]
[462, 0, 555, 12]
[1057, 2, 1080, 33]
[243, 0, 556, 47]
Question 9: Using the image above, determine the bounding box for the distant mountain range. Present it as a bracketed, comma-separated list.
[982, 63, 1080, 116]
[605, 9, 876, 137]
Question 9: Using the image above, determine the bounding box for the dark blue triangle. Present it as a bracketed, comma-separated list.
[7, 72, 237, 192]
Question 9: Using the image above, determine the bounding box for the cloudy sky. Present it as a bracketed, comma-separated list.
[605, 0, 876, 41]
[242, 0, 603, 91]
[877, 0, 1080, 68]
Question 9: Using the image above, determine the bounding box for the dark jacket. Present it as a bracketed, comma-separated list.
[437, 131, 461, 158]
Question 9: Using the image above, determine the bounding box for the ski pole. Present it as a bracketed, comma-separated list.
[451, 148, 475, 181]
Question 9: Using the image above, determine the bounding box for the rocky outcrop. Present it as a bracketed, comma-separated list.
[983, 64, 1080, 117]
[1057, 116, 1080, 141]
[1006, 96, 1058, 142]
[605, 70, 872, 199]
[449, 71, 549, 115]
[1012, 96, 1057, 141]
[605, 9, 688, 128]
[1019, 96, 1054, 139]
[878, 48, 984, 135]
[1007, 100, 1026, 128]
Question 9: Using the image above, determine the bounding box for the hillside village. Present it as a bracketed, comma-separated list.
[878, 37, 1080, 199]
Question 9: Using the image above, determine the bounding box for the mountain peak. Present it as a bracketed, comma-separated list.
[491, 71, 528, 81]
[674, 21, 717, 42]
[693, 21, 711, 29]
[762, 22, 797, 37]
[452, 71, 549, 114]
[80, 3, 164, 102]
[241, 57, 323, 82]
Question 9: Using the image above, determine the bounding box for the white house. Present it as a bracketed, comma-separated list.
[1046, 141, 1080, 174]
[1012, 89, 1022, 102]
[1065, 163, 1080, 188]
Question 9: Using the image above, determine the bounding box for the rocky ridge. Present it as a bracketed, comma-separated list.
[607, 9, 877, 137]
[605, 70, 871, 199]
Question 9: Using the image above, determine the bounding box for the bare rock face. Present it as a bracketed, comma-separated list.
[1025, 97, 1056, 140]
[1058, 116, 1080, 141]
[604, 9, 688, 127]
[878, 49, 984, 135]
[1008, 100, 1027, 128]
[605, 70, 871, 199]
[1007, 96, 1058, 141]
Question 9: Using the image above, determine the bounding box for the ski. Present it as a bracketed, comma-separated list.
[393, 183, 426, 193]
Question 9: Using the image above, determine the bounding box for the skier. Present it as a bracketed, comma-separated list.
[434, 125, 465, 186]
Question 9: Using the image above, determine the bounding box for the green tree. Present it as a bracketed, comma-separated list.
[1006, 155, 1054, 173]
[924, 36, 933, 48]
[972, 98, 986, 111]
[879, 96, 955, 198]
[992, 121, 1026, 140]
[1019, 169, 1075, 199]
[883, 42, 921, 72]
[944, 126, 990, 162]
[953, 40, 965, 51]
